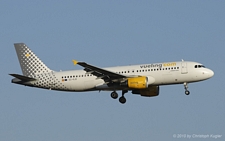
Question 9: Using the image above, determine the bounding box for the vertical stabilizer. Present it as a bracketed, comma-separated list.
[14, 43, 52, 77]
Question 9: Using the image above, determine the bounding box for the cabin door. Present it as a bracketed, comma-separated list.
[181, 62, 188, 74]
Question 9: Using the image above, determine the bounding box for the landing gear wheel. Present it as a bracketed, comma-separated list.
[111, 91, 118, 99]
[185, 90, 190, 95]
[183, 82, 190, 95]
[119, 96, 126, 104]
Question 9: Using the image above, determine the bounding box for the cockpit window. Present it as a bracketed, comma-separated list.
[194, 65, 205, 68]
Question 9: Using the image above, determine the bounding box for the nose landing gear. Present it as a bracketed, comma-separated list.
[184, 82, 190, 95]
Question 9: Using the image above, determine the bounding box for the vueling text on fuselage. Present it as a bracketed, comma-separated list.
[140, 62, 176, 69]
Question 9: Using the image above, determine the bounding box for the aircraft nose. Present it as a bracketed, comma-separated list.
[206, 69, 214, 78]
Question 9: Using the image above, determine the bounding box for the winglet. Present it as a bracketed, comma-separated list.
[72, 60, 78, 65]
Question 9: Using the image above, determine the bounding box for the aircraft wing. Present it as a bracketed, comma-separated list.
[74, 61, 127, 82]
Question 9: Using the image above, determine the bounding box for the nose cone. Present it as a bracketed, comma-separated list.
[208, 69, 214, 78]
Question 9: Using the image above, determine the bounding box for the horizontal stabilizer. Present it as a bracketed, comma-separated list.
[9, 74, 36, 81]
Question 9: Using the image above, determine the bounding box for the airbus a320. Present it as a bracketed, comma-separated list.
[10, 43, 214, 104]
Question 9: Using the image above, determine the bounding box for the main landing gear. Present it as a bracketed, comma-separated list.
[111, 90, 128, 104]
[111, 91, 118, 99]
[184, 82, 190, 95]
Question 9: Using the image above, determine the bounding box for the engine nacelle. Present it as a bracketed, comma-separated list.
[127, 76, 148, 89]
[121, 76, 155, 89]
[132, 86, 159, 97]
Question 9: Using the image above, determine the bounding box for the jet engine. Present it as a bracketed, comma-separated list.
[121, 76, 155, 89]
[132, 86, 159, 97]
[127, 76, 148, 89]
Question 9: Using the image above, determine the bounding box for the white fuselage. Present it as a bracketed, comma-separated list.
[27, 61, 213, 92]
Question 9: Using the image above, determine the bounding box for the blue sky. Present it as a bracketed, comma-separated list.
[1, 1, 224, 141]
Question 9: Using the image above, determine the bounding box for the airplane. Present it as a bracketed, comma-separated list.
[10, 43, 214, 104]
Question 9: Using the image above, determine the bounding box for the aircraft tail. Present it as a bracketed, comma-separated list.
[14, 43, 52, 77]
